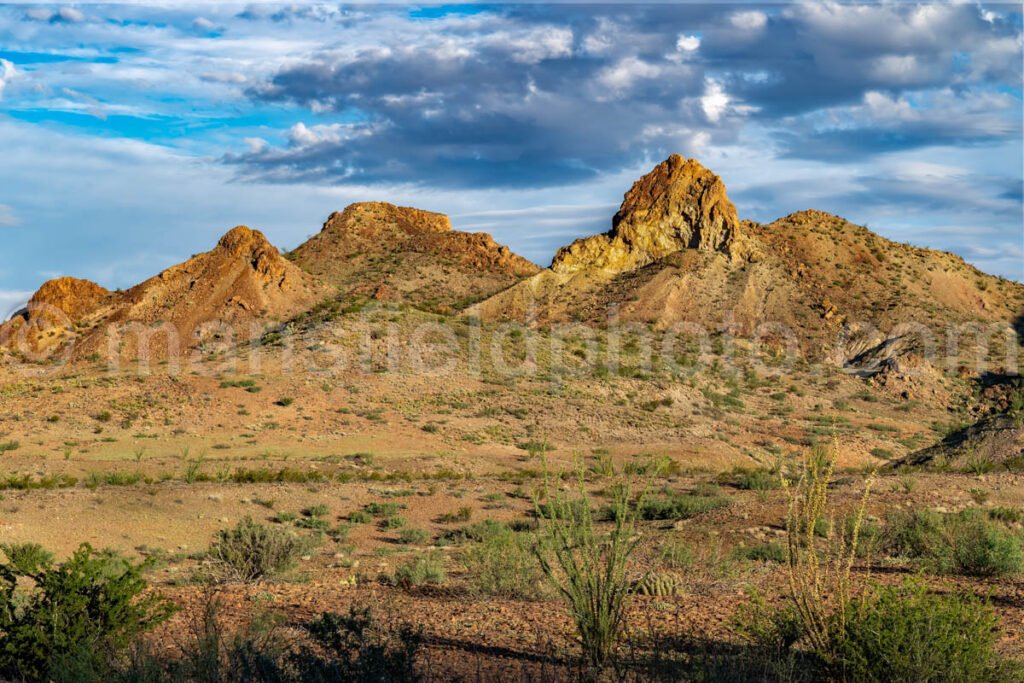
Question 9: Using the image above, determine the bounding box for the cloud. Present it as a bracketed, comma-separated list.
[223, 3, 1020, 189]
[24, 6, 85, 24]
[0, 204, 16, 227]
[730, 11, 767, 32]
[776, 88, 1021, 160]
[0, 291, 32, 320]
[0, 59, 16, 99]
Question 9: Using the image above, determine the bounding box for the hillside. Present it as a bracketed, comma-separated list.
[471, 155, 1024, 370]
[289, 202, 540, 312]
[0, 226, 327, 361]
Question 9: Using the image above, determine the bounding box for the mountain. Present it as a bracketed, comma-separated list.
[1, 226, 327, 360]
[288, 202, 539, 311]
[470, 155, 1024, 369]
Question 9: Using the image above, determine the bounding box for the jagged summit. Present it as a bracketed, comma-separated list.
[552, 155, 747, 274]
[26, 276, 110, 322]
[289, 202, 538, 310]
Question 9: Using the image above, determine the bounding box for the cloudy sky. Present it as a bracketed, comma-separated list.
[0, 2, 1021, 315]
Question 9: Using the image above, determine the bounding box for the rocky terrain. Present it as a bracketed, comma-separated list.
[289, 202, 539, 311]
[0, 155, 1022, 680]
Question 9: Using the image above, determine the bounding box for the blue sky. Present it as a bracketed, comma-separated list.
[0, 2, 1021, 316]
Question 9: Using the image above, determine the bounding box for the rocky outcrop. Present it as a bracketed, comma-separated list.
[551, 155, 748, 274]
[26, 276, 109, 323]
[215, 226, 295, 287]
[289, 202, 538, 310]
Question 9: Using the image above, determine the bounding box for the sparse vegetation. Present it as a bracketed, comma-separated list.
[206, 517, 308, 582]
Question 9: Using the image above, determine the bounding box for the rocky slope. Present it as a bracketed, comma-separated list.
[552, 154, 752, 273]
[289, 202, 539, 311]
[470, 155, 1024, 375]
[1, 226, 326, 361]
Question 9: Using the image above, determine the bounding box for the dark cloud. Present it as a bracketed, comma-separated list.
[228, 3, 1022, 188]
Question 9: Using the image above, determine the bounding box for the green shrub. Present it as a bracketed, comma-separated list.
[636, 493, 730, 520]
[735, 542, 787, 564]
[459, 525, 545, 599]
[437, 506, 473, 523]
[535, 472, 642, 667]
[274, 397, 294, 407]
[885, 508, 1023, 577]
[0, 543, 174, 681]
[0, 542, 53, 574]
[364, 502, 403, 517]
[206, 516, 306, 582]
[0, 440, 19, 453]
[347, 510, 372, 524]
[989, 507, 1024, 524]
[396, 528, 428, 545]
[658, 537, 696, 570]
[725, 467, 780, 491]
[380, 515, 407, 530]
[303, 504, 329, 518]
[837, 580, 1009, 682]
[393, 553, 445, 588]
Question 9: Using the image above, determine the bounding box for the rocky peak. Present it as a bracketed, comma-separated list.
[217, 225, 274, 257]
[323, 202, 452, 237]
[551, 154, 746, 274]
[27, 276, 109, 322]
[215, 226, 291, 283]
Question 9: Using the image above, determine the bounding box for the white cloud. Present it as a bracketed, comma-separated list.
[596, 57, 660, 94]
[701, 79, 730, 122]
[676, 34, 701, 52]
[0, 59, 16, 100]
[24, 6, 84, 23]
[731, 11, 767, 31]
[192, 17, 215, 31]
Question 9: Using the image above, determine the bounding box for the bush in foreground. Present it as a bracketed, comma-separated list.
[0, 543, 174, 681]
[837, 580, 1011, 682]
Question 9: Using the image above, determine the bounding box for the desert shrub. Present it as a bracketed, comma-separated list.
[396, 528, 428, 545]
[0, 543, 174, 681]
[364, 502, 403, 517]
[837, 580, 1011, 682]
[380, 515, 406, 530]
[206, 516, 306, 582]
[735, 542, 787, 564]
[302, 504, 329, 518]
[0, 542, 53, 574]
[0, 440, 19, 453]
[293, 606, 423, 682]
[884, 508, 1024, 577]
[393, 552, 445, 588]
[658, 537, 696, 570]
[783, 445, 873, 666]
[347, 510, 372, 524]
[724, 467, 780, 491]
[436, 519, 509, 546]
[459, 524, 545, 599]
[989, 507, 1024, 524]
[437, 506, 472, 523]
[534, 466, 646, 668]
[636, 492, 729, 520]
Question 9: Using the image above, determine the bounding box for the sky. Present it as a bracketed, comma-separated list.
[0, 2, 1021, 317]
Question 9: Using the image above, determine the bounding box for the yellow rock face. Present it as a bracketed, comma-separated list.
[551, 154, 747, 274]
